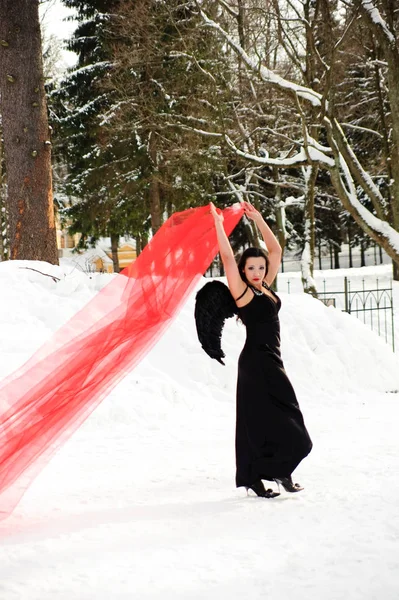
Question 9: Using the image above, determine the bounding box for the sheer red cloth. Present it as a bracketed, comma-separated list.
[0, 203, 244, 519]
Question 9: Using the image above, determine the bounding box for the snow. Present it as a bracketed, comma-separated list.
[361, 1, 396, 46]
[339, 154, 399, 254]
[225, 137, 334, 169]
[307, 146, 335, 166]
[0, 259, 399, 600]
[66, 61, 111, 79]
[331, 118, 387, 209]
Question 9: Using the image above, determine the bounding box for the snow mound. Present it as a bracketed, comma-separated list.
[0, 264, 397, 430]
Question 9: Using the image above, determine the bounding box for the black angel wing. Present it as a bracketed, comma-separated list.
[194, 280, 237, 365]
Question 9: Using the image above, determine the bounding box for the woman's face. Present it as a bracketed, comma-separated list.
[243, 256, 267, 285]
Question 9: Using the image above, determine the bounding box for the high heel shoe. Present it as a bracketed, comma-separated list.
[246, 480, 280, 498]
[274, 476, 303, 493]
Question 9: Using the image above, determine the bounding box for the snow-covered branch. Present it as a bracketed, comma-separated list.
[341, 123, 384, 139]
[199, 9, 322, 107]
[339, 152, 399, 253]
[325, 116, 387, 219]
[224, 135, 334, 168]
[359, 1, 396, 50]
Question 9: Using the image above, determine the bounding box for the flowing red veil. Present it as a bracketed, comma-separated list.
[0, 203, 244, 519]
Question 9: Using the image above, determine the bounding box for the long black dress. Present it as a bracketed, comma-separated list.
[235, 284, 312, 488]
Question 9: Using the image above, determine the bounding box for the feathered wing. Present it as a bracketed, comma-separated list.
[194, 280, 237, 365]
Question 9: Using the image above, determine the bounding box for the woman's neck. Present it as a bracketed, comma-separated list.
[251, 282, 264, 292]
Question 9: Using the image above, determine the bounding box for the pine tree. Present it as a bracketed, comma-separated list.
[53, 0, 144, 269]
[99, 0, 234, 231]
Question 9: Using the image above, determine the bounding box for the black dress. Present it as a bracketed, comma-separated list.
[235, 284, 312, 488]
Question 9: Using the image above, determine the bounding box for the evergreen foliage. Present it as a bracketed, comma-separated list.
[50, 0, 398, 278]
[53, 0, 146, 265]
[53, 0, 235, 255]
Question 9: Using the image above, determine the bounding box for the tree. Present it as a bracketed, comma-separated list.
[196, 1, 399, 278]
[0, 0, 58, 263]
[100, 0, 234, 231]
[356, 0, 399, 277]
[52, 0, 133, 269]
[0, 125, 7, 260]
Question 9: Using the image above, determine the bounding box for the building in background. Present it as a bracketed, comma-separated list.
[56, 217, 136, 273]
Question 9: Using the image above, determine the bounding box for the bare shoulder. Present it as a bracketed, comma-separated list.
[235, 285, 254, 308]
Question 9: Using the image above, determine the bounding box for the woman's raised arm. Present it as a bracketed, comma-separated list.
[243, 202, 282, 286]
[210, 203, 247, 300]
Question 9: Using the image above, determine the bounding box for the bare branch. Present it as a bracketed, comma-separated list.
[224, 134, 334, 168]
[216, 0, 238, 19]
[199, 8, 323, 107]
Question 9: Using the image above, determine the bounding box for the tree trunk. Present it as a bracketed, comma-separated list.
[219, 255, 224, 277]
[382, 52, 399, 268]
[149, 175, 161, 233]
[393, 259, 399, 280]
[135, 233, 142, 257]
[0, 129, 5, 260]
[385, 55, 399, 270]
[333, 244, 340, 269]
[327, 154, 399, 269]
[141, 231, 149, 250]
[318, 240, 322, 270]
[300, 165, 318, 296]
[110, 233, 120, 273]
[358, 4, 399, 278]
[371, 35, 394, 211]
[274, 204, 286, 253]
[360, 241, 366, 267]
[273, 167, 287, 253]
[236, 0, 247, 99]
[347, 221, 353, 268]
[0, 0, 58, 263]
[148, 132, 161, 234]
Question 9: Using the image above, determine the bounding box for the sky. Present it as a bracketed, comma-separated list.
[0, 258, 398, 599]
[39, 0, 78, 69]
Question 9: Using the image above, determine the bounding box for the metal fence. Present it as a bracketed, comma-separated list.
[207, 257, 395, 350]
[286, 277, 395, 351]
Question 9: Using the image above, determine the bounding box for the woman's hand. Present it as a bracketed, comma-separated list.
[210, 202, 224, 224]
[243, 201, 263, 224]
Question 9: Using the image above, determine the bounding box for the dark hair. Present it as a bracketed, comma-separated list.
[237, 247, 269, 284]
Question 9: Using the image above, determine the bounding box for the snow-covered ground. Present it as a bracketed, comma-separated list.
[0, 260, 398, 600]
[279, 263, 396, 351]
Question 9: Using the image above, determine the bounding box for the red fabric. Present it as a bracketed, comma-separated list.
[0, 203, 244, 519]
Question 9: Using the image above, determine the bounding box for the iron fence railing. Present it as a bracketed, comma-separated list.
[286, 277, 395, 351]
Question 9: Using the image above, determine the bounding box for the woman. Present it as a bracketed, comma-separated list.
[210, 201, 312, 498]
